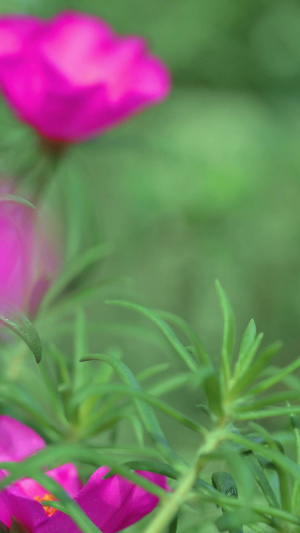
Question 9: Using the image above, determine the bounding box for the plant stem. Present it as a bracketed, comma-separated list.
[143, 425, 228, 533]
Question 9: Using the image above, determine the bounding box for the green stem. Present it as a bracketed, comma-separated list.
[143, 425, 228, 533]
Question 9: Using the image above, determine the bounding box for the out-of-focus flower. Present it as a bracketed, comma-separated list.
[0, 415, 168, 532]
[0, 11, 170, 142]
[0, 181, 59, 317]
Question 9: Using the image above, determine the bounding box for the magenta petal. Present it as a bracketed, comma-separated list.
[0, 16, 41, 59]
[0, 181, 60, 314]
[0, 11, 170, 141]
[0, 416, 45, 462]
[46, 464, 82, 498]
[14, 464, 81, 501]
[35, 468, 168, 533]
[0, 484, 47, 530]
[0, 470, 12, 527]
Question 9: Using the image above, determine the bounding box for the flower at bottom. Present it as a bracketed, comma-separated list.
[0, 416, 168, 532]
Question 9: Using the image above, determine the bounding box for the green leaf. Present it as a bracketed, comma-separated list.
[122, 460, 179, 480]
[105, 301, 199, 373]
[244, 354, 300, 397]
[246, 454, 280, 508]
[235, 405, 300, 420]
[212, 472, 243, 533]
[238, 319, 257, 360]
[0, 194, 35, 209]
[10, 518, 29, 533]
[73, 310, 88, 391]
[81, 354, 181, 465]
[74, 377, 204, 436]
[0, 308, 42, 363]
[216, 509, 264, 532]
[237, 390, 300, 412]
[0, 520, 8, 532]
[166, 514, 178, 533]
[0, 444, 167, 498]
[155, 310, 209, 366]
[230, 341, 282, 397]
[137, 363, 170, 382]
[229, 433, 300, 486]
[233, 327, 263, 383]
[40, 277, 120, 324]
[0, 382, 60, 439]
[40, 242, 112, 311]
[203, 371, 223, 417]
[212, 472, 238, 498]
[148, 370, 209, 397]
[215, 281, 235, 390]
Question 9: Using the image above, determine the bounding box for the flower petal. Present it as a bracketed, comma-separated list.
[0, 16, 41, 59]
[0, 483, 47, 530]
[46, 464, 82, 498]
[35, 468, 168, 533]
[0, 416, 45, 462]
[0, 11, 170, 141]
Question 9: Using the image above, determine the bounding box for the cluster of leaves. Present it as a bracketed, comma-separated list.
[1, 240, 300, 533]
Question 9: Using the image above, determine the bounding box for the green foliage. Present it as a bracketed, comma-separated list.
[1, 283, 300, 531]
[0, 2, 299, 531]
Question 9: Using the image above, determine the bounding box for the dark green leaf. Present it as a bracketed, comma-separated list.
[166, 514, 178, 533]
[0, 520, 8, 532]
[212, 472, 238, 498]
[10, 518, 30, 533]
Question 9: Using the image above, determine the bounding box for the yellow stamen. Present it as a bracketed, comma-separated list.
[34, 493, 57, 517]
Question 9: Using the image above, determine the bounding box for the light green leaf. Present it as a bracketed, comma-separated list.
[215, 281, 235, 390]
[231, 341, 282, 397]
[156, 310, 209, 366]
[233, 327, 263, 383]
[204, 372, 223, 417]
[105, 301, 199, 373]
[216, 509, 265, 531]
[238, 319, 257, 360]
[0, 194, 35, 209]
[81, 353, 181, 465]
[0, 308, 42, 363]
[244, 354, 299, 397]
[40, 242, 112, 311]
[120, 460, 178, 480]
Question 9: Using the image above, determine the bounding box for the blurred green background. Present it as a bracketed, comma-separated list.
[1, 0, 300, 394]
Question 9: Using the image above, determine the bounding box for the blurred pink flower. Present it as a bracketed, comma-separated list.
[0, 182, 59, 316]
[0, 415, 168, 532]
[0, 11, 170, 142]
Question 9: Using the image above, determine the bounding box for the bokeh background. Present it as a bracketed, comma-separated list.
[1, 0, 300, 452]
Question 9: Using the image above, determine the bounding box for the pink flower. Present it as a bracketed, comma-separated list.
[0, 416, 168, 532]
[0, 11, 170, 142]
[0, 182, 59, 316]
